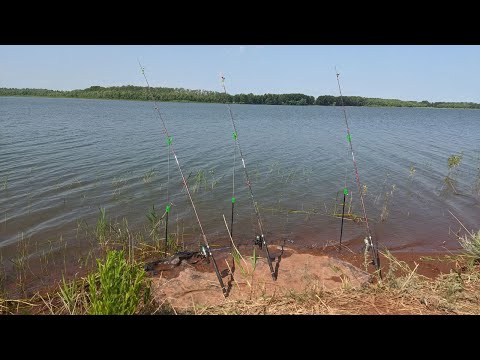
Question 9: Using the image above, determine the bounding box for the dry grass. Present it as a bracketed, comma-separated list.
[181, 250, 480, 315]
[2, 250, 480, 315]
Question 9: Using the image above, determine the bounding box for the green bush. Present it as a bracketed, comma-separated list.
[87, 250, 150, 315]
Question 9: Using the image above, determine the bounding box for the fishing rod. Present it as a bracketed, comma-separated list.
[220, 74, 276, 281]
[231, 115, 237, 239]
[335, 68, 382, 277]
[138, 60, 227, 296]
[339, 171, 348, 249]
[165, 135, 171, 252]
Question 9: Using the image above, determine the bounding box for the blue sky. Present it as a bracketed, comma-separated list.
[1, 45, 480, 102]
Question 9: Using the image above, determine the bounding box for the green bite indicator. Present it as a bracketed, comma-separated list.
[165, 204, 171, 213]
[233, 132, 237, 140]
[167, 136, 172, 145]
[231, 197, 236, 204]
[343, 187, 349, 196]
[347, 134, 352, 142]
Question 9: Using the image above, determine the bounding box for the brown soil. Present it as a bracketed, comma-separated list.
[149, 246, 372, 313]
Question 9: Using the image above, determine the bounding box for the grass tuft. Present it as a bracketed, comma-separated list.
[87, 250, 151, 315]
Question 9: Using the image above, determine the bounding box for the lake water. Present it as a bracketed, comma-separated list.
[1, 97, 480, 278]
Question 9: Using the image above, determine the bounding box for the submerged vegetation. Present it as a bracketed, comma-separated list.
[442, 152, 464, 195]
[0, 153, 480, 314]
[2, 86, 480, 109]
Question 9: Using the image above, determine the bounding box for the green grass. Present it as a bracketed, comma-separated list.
[146, 204, 161, 243]
[58, 275, 81, 315]
[87, 250, 151, 315]
[11, 234, 29, 297]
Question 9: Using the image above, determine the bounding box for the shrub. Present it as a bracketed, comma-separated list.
[87, 250, 150, 315]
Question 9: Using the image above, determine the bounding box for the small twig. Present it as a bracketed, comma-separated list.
[448, 210, 473, 237]
[167, 299, 177, 315]
[225, 259, 241, 292]
[222, 214, 249, 269]
[38, 293, 56, 315]
[315, 294, 331, 313]
[400, 263, 419, 291]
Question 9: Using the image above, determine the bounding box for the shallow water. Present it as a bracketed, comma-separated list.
[1, 97, 480, 270]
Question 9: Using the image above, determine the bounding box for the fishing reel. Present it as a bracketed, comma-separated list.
[199, 245, 210, 263]
[362, 236, 377, 266]
[363, 236, 371, 253]
[254, 235, 264, 249]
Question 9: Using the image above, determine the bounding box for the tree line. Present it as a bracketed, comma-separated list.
[1, 85, 479, 109]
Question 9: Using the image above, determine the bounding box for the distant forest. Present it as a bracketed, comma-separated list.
[1, 85, 479, 109]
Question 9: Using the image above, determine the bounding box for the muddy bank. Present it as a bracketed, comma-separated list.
[149, 246, 371, 312]
[147, 243, 466, 313]
[297, 245, 458, 279]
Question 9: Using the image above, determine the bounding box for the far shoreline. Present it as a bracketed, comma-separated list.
[1, 94, 479, 111]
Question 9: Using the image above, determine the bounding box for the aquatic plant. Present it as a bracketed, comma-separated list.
[473, 152, 480, 197]
[143, 168, 156, 184]
[11, 234, 30, 297]
[443, 152, 463, 194]
[191, 169, 207, 194]
[112, 175, 128, 199]
[409, 165, 416, 178]
[2, 175, 7, 191]
[95, 207, 108, 248]
[380, 184, 396, 222]
[146, 205, 160, 244]
[0, 253, 5, 298]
